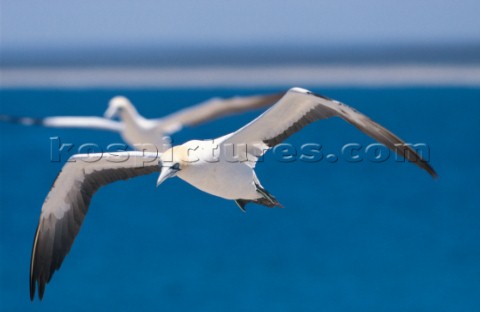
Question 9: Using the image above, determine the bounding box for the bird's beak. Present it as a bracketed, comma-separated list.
[156, 167, 177, 187]
[104, 106, 117, 119]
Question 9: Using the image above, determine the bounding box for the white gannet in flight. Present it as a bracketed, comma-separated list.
[1, 92, 283, 152]
[29, 87, 437, 300]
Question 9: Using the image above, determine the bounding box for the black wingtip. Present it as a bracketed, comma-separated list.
[0, 114, 44, 126]
[39, 283, 45, 300]
[424, 162, 439, 180]
[30, 280, 35, 301]
[411, 154, 437, 179]
[29, 280, 45, 301]
[30, 221, 41, 301]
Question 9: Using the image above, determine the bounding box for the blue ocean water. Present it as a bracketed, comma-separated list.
[0, 87, 479, 311]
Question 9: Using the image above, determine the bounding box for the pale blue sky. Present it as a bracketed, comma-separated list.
[1, 0, 480, 49]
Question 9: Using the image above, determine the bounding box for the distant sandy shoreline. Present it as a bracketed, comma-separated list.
[1, 64, 480, 88]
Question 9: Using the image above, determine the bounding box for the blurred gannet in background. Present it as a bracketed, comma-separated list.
[1, 92, 283, 152]
[29, 87, 437, 300]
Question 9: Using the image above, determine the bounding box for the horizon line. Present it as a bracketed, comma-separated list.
[2, 64, 480, 88]
[2, 42, 479, 68]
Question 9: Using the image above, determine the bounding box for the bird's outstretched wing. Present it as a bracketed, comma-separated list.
[0, 115, 123, 132]
[154, 92, 284, 135]
[30, 151, 161, 301]
[224, 87, 437, 178]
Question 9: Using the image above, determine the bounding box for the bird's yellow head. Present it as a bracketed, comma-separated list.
[104, 96, 138, 120]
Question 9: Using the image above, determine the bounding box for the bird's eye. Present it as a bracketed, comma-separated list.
[171, 163, 181, 171]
